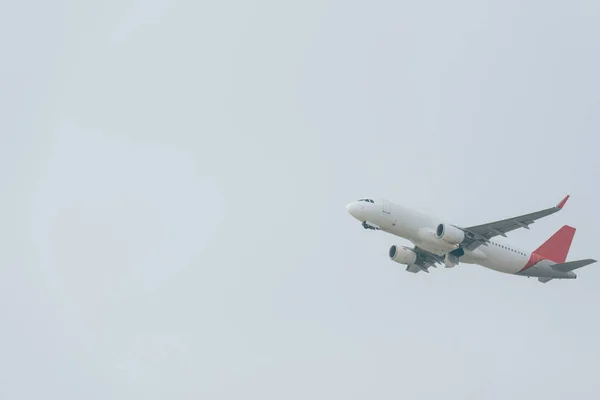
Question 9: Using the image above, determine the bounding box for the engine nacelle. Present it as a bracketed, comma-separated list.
[389, 245, 418, 265]
[436, 223, 465, 245]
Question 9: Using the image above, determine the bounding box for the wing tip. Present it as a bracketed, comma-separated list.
[557, 194, 570, 209]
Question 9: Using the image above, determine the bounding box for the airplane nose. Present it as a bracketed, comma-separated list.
[346, 202, 363, 220]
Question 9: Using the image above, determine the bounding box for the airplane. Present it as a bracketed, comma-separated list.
[346, 195, 596, 283]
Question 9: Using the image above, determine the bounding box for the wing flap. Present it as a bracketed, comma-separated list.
[406, 265, 422, 273]
[413, 246, 444, 266]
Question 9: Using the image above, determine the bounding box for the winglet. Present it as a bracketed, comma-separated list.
[557, 195, 570, 209]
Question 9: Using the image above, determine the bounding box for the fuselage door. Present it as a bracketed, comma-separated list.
[382, 199, 391, 214]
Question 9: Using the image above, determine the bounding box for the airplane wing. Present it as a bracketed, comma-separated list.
[460, 195, 570, 251]
[406, 246, 445, 273]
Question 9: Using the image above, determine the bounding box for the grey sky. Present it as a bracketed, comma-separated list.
[1, 0, 599, 398]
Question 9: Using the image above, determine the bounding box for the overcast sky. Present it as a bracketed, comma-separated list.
[1, 0, 599, 399]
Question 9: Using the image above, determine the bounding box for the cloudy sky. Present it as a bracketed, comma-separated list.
[1, 0, 599, 398]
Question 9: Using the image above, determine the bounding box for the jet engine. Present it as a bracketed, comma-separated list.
[435, 223, 465, 245]
[389, 245, 418, 265]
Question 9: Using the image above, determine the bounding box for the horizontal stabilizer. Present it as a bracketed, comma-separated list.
[552, 259, 597, 273]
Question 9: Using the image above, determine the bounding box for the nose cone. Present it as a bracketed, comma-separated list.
[346, 202, 364, 220]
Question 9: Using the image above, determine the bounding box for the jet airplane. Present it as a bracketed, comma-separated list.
[346, 195, 596, 283]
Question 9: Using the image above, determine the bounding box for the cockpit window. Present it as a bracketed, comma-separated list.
[357, 199, 375, 203]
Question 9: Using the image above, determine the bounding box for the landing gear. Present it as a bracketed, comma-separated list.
[362, 221, 380, 230]
[444, 247, 464, 268]
[444, 253, 459, 268]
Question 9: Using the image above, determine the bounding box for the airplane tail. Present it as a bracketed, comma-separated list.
[533, 225, 597, 283]
[532, 225, 576, 263]
[538, 259, 598, 283]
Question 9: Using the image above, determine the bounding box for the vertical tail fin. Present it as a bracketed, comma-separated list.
[533, 225, 576, 263]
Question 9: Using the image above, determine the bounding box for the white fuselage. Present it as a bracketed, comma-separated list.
[347, 198, 538, 276]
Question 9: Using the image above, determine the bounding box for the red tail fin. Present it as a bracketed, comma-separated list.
[533, 225, 576, 263]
